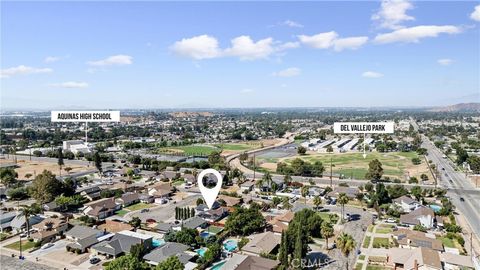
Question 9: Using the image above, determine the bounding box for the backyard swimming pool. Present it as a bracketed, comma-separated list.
[196, 247, 208, 257]
[429, 204, 442, 213]
[152, 239, 165, 247]
[210, 261, 225, 270]
[223, 240, 237, 252]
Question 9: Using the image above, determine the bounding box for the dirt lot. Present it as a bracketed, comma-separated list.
[1, 159, 91, 180]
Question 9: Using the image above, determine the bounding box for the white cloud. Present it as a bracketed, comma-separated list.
[437, 58, 453, 66]
[298, 32, 368, 51]
[272, 67, 301, 77]
[362, 71, 384, 78]
[44, 56, 61, 63]
[224, 36, 274, 60]
[50, 81, 89, 88]
[374, 25, 461, 44]
[333, 36, 369, 51]
[170, 35, 221, 60]
[87, 55, 133, 66]
[171, 35, 297, 61]
[280, 83, 288, 88]
[372, 0, 414, 29]
[276, 41, 300, 51]
[282, 20, 304, 28]
[471, 5, 480, 21]
[298, 31, 338, 49]
[240, 88, 254, 93]
[1, 65, 53, 78]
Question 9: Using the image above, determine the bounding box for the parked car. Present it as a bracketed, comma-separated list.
[41, 243, 54, 249]
[386, 218, 396, 223]
[89, 257, 101, 264]
[460, 197, 465, 202]
[140, 209, 149, 213]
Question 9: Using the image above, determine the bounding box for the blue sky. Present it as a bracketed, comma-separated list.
[1, 1, 479, 109]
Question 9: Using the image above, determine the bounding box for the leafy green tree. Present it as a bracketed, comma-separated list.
[321, 222, 334, 250]
[130, 243, 148, 260]
[336, 233, 356, 270]
[55, 195, 74, 211]
[297, 146, 307, 155]
[283, 174, 292, 186]
[312, 161, 325, 177]
[278, 230, 289, 267]
[468, 155, 480, 174]
[411, 185, 423, 202]
[129, 217, 141, 229]
[30, 170, 64, 203]
[225, 207, 265, 236]
[105, 254, 145, 270]
[156, 256, 184, 270]
[326, 145, 333, 153]
[313, 195, 322, 210]
[94, 151, 102, 176]
[57, 147, 64, 176]
[365, 159, 383, 181]
[0, 168, 17, 187]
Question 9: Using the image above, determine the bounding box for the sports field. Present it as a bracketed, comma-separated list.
[156, 144, 220, 156]
[263, 151, 432, 181]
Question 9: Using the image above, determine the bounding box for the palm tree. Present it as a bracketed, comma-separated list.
[283, 174, 292, 187]
[20, 204, 40, 238]
[313, 195, 322, 210]
[301, 185, 309, 204]
[338, 193, 349, 222]
[262, 172, 273, 191]
[336, 233, 356, 270]
[321, 222, 334, 250]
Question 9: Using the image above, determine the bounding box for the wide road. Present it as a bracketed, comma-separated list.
[422, 135, 480, 241]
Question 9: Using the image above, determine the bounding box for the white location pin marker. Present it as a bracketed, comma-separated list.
[197, 168, 223, 209]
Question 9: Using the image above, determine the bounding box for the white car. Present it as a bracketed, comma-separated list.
[41, 243, 54, 249]
[386, 218, 396, 223]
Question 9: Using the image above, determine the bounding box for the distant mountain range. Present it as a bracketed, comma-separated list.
[428, 103, 480, 112]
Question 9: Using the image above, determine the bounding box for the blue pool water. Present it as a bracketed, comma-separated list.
[200, 231, 213, 238]
[152, 239, 165, 247]
[210, 261, 225, 270]
[429, 204, 442, 213]
[223, 240, 237, 252]
[196, 247, 208, 257]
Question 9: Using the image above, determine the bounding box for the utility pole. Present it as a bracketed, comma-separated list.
[253, 152, 256, 180]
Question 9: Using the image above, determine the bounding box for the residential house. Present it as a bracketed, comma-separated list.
[387, 247, 442, 270]
[218, 195, 241, 207]
[30, 217, 68, 243]
[400, 206, 435, 229]
[268, 211, 294, 234]
[143, 242, 197, 269]
[158, 171, 179, 181]
[183, 174, 196, 185]
[196, 201, 220, 212]
[198, 207, 229, 223]
[10, 213, 44, 233]
[92, 230, 153, 258]
[0, 210, 17, 232]
[240, 180, 255, 192]
[242, 231, 281, 256]
[139, 170, 157, 181]
[148, 182, 174, 203]
[440, 252, 475, 270]
[80, 186, 102, 201]
[392, 228, 444, 252]
[327, 186, 359, 199]
[220, 254, 279, 270]
[43, 201, 59, 212]
[393, 196, 420, 213]
[139, 193, 154, 204]
[155, 223, 174, 234]
[181, 216, 208, 230]
[83, 197, 121, 220]
[115, 192, 140, 207]
[65, 225, 104, 253]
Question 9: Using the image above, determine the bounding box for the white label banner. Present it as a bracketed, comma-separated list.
[333, 122, 394, 134]
[51, 111, 120, 122]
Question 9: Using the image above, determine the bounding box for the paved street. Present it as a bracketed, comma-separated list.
[0, 255, 57, 270]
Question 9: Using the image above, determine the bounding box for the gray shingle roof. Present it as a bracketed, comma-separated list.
[65, 225, 102, 240]
[143, 242, 191, 264]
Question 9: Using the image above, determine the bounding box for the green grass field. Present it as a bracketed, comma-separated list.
[115, 209, 129, 217]
[440, 237, 455, 248]
[157, 144, 220, 156]
[215, 143, 259, 151]
[280, 151, 429, 180]
[5, 240, 36, 251]
[375, 224, 394, 234]
[372, 237, 391, 248]
[363, 236, 371, 248]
